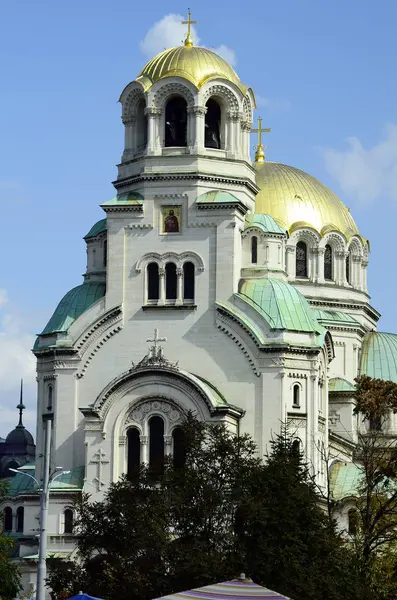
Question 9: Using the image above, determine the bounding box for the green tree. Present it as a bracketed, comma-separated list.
[47, 416, 352, 600]
[0, 481, 22, 600]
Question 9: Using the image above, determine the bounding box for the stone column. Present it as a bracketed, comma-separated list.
[159, 268, 165, 305]
[122, 116, 136, 161]
[188, 105, 206, 154]
[362, 259, 368, 292]
[286, 246, 295, 279]
[352, 255, 362, 289]
[317, 248, 325, 283]
[141, 436, 149, 465]
[335, 251, 345, 285]
[145, 106, 162, 155]
[176, 268, 183, 305]
[164, 435, 173, 457]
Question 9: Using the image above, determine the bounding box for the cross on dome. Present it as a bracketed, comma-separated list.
[252, 117, 271, 163]
[181, 9, 197, 47]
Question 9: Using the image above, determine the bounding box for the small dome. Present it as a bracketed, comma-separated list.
[84, 218, 107, 240]
[254, 162, 361, 240]
[6, 427, 34, 447]
[360, 332, 397, 383]
[136, 45, 247, 95]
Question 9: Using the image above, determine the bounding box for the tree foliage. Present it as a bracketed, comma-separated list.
[47, 417, 354, 600]
[0, 481, 22, 600]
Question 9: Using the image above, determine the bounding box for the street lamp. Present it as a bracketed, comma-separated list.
[10, 466, 71, 600]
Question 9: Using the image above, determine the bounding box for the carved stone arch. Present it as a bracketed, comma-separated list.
[324, 331, 335, 362]
[162, 252, 182, 268]
[153, 82, 195, 110]
[179, 251, 205, 272]
[202, 84, 239, 113]
[242, 95, 253, 124]
[123, 396, 185, 437]
[288, 228, 320, 252]
[320, 232, 346, 252]
[242, 227, 266, 241]
[136, 253, 162, 273]
[348, 237, 363, 257]
[136, 251, 205, 273]
[122, 87, 146, 122]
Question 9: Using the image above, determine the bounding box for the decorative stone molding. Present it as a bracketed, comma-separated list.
[125, 224, 153, 231]
[144, 106, 162, 117]
[153, 83, 195, 108]
[216, 312, 260, 376]
[154, 193, 188, 200]
[227, 110, 243, 121]
[288, 373, 308, 379]
[288, 416, 307, 429]
[242, 95, 253, 123]
[122, 116, 136, 126]
[202, 84, 239, 112]
[322, 233, 346, 251]
[43, 374, 58, 381]
[122, 88, 145, 121]
[136, 251, 205, 273]
[285, 359, 308, 369]
[126, 400, 183, 427]
[187, 105, 207, 116]
[272, 358, 285, 367]
[188, 221, 219, 228]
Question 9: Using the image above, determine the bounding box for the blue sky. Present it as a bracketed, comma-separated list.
[0, 0, 396, 435]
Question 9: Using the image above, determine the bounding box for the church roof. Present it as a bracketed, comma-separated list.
[196, 190, 242, 205]
[329, 461, 363, 501]
[4, 464, 85, 496]
[360, 332, 397, 383]
[329, 377, 356, 393]
[84, 218, 106, 239]
[135, 45, 248, 95]
[244, 213, 285, 235]
[254, 162, 363, 241]
[39, 282, 106, 336]
[312, 309, 360, 328]
[239, 278, 323, 333]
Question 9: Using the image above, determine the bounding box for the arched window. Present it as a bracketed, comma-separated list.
[64, 509, 73, 534]
[293, 385, 300, 408]
[173, 427, 186, 469]
[165, 97, 187, 147]
[348, 508, 358, 535]
[16, 507, 24, 533]
[251, 236, 258, 264]
[183, 262, 195, 301]
[47, 385, 53, 411]
[3, 507, 12, 532]
[205, 99, 221, 149]
[147, 262, 159, 301]
[165, 262, 177, 300]
[296, 241, 308, 278]
[324, 245, 333, 281]
[292, 439, 300, 456]
[149, 416, 165, 476]
[346, 254, 350, 284]
[136, 98, 148, 151]
[127, 428, 141, 479]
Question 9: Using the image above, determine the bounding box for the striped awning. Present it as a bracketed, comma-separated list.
[153, 578, 291, 600]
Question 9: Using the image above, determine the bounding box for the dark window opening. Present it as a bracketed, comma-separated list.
[348, 508, 358, 535]
[293, 385, 300, 407]
[173, 427, 186, 468]
[103, 239, 107, 267]
[127, 428, 141, 479]
[205, 99, 221, 149]
[47, 385, 53, 411]
[16, 507, 24, 533]
[296, 241, 308, 278]
[147, 262, 159, 301]
[346, 254, 350, 284]
[149, 416, 165, 476]
[324, 244, 333, 280]
[165, 262, 177, 300]
[165, 97, 187, 147]
[369, 415, 382, 431]
[64, 509, 73, 534]
[136, 98, 148, 150]
[4, 507, 12, 532]
[183, 262, 195, 301]
[292, 439, 300, 456]
[251, 236, 258, 264]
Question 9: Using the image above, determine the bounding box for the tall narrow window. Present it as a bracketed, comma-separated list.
[64, 509, 73, 534]
[293, 384, 300, 407]
[324, 245, 333, 281]
[296, 241, 308, 277]
[204, 99, 221, 149]
[251, 236, 258, 264]
[47, 385, 53, 411]
[103, 239, 107, 267]
[348, 508, 358, 535]
[183, 262, 195, 301]
[15, 507, 24, 533]
[147, 262, 159, 301]
[165, 262, 177, 300]
[292, 439, 300, 456]
[136, 98, 148, 151]
[369, 415, 382, 431]
[173, 427, 186, 468]
[346, 254, 350, 284]
[127, 428, 141, 479]
[4, 507, 12, 532]
[165, 97, 187, 147]
[149, 416, 165, 476]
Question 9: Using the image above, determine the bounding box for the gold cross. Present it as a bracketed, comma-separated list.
[181, 9, 197, 47]
[252, 117, 271, 164]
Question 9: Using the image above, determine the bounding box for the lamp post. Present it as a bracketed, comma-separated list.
[11, 459, 70, 600]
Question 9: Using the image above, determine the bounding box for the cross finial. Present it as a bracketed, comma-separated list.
[252, 117, 271, 163]
[181, 9, 197, 47]
[146, 328, 167, 359]
[16, 378, 25, 429]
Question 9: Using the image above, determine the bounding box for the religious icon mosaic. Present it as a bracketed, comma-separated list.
[161, 205, 181, 234]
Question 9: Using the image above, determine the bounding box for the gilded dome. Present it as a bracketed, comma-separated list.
[136, 45, 248, 95]
[254, 162, 360, 240]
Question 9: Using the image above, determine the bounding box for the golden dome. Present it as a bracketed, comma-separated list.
[254, 162, 360, 240]
[136, 45, 248, 95]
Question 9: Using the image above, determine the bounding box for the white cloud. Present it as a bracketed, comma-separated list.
[321, 123, 397, 204]
[140, 14, 236, 66]
[0, 292, 36, 438]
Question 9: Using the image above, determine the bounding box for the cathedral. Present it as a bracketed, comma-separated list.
[2, 16, 396, 596]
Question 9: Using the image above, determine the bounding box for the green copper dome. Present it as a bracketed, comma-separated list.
[244, 213, 285, 235]
[360, 332, 397, 383]
[84, 218, 107, 239]
[239, 278, 323, 333]
[40, 282, 106, 336]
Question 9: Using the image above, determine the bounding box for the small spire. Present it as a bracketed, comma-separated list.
[181, 9, 197, 47]
[16, 378, 25, 429]
[252, 117, 271, 163]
